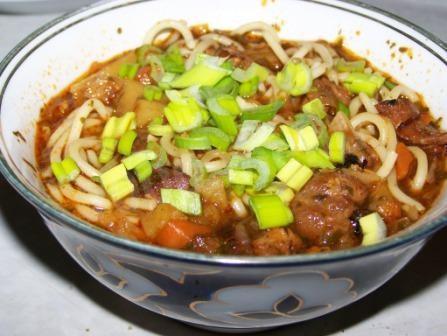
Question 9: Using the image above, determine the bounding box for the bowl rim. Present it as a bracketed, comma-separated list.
[1, 0, 447, 267]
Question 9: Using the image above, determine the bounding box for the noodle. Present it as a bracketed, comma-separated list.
[60, 184, 112, 209]
[359, 92, 378, 114]
[180, 151, 193, 176]
[387, 170, 425, 211]
[124, 197, 158, 211]
[350, 112, 389, 146]
[408, 146, 428, 191]
[50, 131, 69, 163]
[83, 118, 103, 129]
[160, 133, 185, 157]
[233, 22, 289, 64]
[185, 39, 217, 69]
[74, 175, 106, 196]
[99, 155, 120, 173]
[311, 62, 326, 79]
[389, 84, 418, 102]
[46, 183, 64, 203]
[86, 149, 101, 169]
[144, 19, 196, 49]
[75, 204, 100, 223]
[47, 113, 75, 148]
[67, 138, 102, 177]
[201, 33, 244, 50]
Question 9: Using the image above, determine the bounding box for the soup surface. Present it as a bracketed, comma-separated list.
[36, 21, 447, 256]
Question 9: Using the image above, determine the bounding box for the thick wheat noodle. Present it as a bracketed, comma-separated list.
[386, 120, 397, 152]
[79, 148, 88, 161]
[67, 138, 101, 177]
[60, 183, 112, 209]
[327, 68, 339, 84]
[311, 62, 326, 79]
[99, 155, 120, 173]
[160, 133, 185, 157]
[50, 131, 69, 163]
[232, 22, 289, 64]
[230, 193, 248, 218]
[83, 118, 103, 129]
[46, 183, 64, 203]
[40, 166, 53, 179]
[350, 112, 389, 146]
[389, 84, 419, 102]
[143, 20, 196, 49]
[348, 96, 362, 117]
[312, 43, 334, 67]
[359, 92, 378, 114]
[408, 146, 428, 191]
[185, 39, 218, 69]
[201, 33, 244, 50]
[47, 113, 75, 148]
[376, 151, 398, 179]
[75, 204, 100, 223]
[181, 151, 193, 176]
[291, 42, 312, 59]
[86, 149, 101, 169]
[124, 197, 158, 211]
[74, 175, 105, 196]
[285, 47, 299, 56]
[387, 170, 425, 211]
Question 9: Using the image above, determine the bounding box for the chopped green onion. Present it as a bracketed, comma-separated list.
[206, 95, 240, 136]
[338, 101, 350, 117]
[233, 120, 258, 149]
[117, 130, 137, 156]
[291, 149, 335, 169]
[229, 169, 256, 186]
[239, 76, 259, 98]
[175, 135, 211, 150]
[238, 158, 275, 191]
[384, 80, 397, 90]
[164, 97, 205, 132]
[276, 60, 312, 96]
[249, 194, 294, 230]
[148, 117, 173, 136]
[160, 44, 185, 74]
[158, 72, 176, 90]
[161, 188, 202, 215]
[99, 137, 118, 164]
[280, 125, 319, 151]
[170, 61, 231, 89]
[241, 100, 284, 122]
[302, 98, 326, 119]
[51, 157, 80, 184]
[235, 123, 275, 152]
[271, 151, 291, 171]
[276, 158, 313, 191]
[265, 182, 295, 204]
[189, 127, 232, 151]
[231, 62, 269, 82]
[228, 155, 246, 169]
[200, 76, 239, 99]
[261, 133, 289, 151]
[143, 85, 163, 101]
[147, 141, 168, 169]
[102, 112, 136, 139]
[335, 59, 366, 72]
[328, 131, 346, 164]
[292, 113, 329, 147]
[359, 212, 387, 246]
[118, 63, 139, 79]
[134, 161, 153, 182]
[100, 164, 134, 201]
[343, 73, 385, 97]
[232, 184, 246, 197]
[122, 150, 157, 170]
[251, 146, 279, 174]
[190, 158, 207, 188]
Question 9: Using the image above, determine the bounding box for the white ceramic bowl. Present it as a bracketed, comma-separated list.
[0, 0, 446, 332]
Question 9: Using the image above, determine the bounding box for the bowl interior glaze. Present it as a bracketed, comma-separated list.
[0, 0, 446, 265]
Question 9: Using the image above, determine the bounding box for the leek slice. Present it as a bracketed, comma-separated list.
[161, 189, 202, 215]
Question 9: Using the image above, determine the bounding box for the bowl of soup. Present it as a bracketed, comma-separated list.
[1, 0, 446, 332]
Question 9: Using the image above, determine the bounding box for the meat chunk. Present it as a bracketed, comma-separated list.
[306, 77, 351, 114]
[252, 228, 303, 256]
[376, 98, 420, 128]
[136, 167, 190, 199]
[368, 182, 402, 233]
[70, 72, 122, 106]
[398, 119, 447, 146]
[192, 236, 222, 254]
[290, 171, 368, 249]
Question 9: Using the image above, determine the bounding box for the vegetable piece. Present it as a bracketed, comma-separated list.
[102, 112, 136, 139]
[147, 117, 173, 137]
[328, 131, 346, 164]
[293, 113, 329, 147]
[241, 100, 284, 122]
[164, 97, 205, 132]
[335, 59, 366, 72]
[261, 133, 289, 151]
[117, 130, 137, 156]
[338, 101, 350, 117]
[229, 169, 257, 186]
[343, 73, 385, 97]
[265, 182, 295, 204]
[291, 149, 335, 169]
[122, 150, 157, 170]
[100, 164, 134, 201]
[359, 212, 387, 246]
[249, 194, 294, 230]
[51, 157, 80, 184]
[160, 188, 202, 215]
[231, 62, 269, 82]
[143, 85, 163, 101]
[190, 158, 207, 188]
[302, 98, 326, 119]
[236, 123, 275, 152]
[239, 76, 259, 98]
[251, 146, 279, 173]
[175, 135, 211, 150]
[276, 158, 313, 191]
[276, 60, 312, 96]
[99, 137, 118, 164]
[160, 45, 185, 74]
[118, 63, 139, 79]
[280, 125, 319, 151]
[158, 72, 176, 90]
[200, 76, 239, 99]
[395, 142, 415, 180]
[155, 219, 211, 249]
[239, 158, 275, 191]
[206, 95, 240, 136]
[189, 127, 232, 151]
[170, 62, 231, 88]
[134, 161, 153, 182]
[233, 120, 259, 149]
[147, 141, 168, 169]
[384, 80, 397, 90]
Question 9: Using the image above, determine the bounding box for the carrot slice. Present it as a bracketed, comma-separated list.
[155, 219, 211, 249]
[395, 142, 415, 181]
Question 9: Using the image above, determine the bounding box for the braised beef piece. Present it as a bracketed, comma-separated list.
[192, 235, 222, 254]
[223, 222, 254, 255]
[290, 170, 368, 249]
[376, 98, 420, 128]
[70, 73, 122, 106]
[278, 96, 303, 119]
[133, 167, 190, 199]
[252, 228, 303, 256]
[305, 77, 351, 114]
[368, 182, 402, 233]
